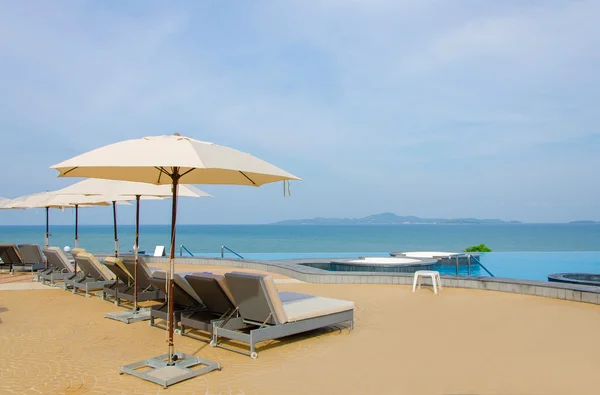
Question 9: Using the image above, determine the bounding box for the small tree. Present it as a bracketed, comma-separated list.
[464, 244, 492, 252]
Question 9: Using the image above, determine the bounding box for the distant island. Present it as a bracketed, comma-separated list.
[271, 212, 523, 225]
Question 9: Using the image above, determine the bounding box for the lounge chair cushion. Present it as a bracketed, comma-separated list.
[281, 294, 355, 322]
[70, 248, 86, 257]
[105, 257, 133, 280]
[79, 252, 116, 281]
[260, 274, 288, 325]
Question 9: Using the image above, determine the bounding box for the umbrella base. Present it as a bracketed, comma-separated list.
[104, 308, 151, 324]
[120, 352, 221, 388]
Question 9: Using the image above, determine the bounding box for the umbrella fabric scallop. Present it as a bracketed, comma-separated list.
[50, 134, 300, 374]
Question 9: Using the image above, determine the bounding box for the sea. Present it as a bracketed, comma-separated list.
[2, 223, 600, 281]
[1, 223, 599, 254]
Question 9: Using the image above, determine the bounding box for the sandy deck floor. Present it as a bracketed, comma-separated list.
[1, 268, 600, 394]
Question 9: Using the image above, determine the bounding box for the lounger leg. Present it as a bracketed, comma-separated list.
[437, 274, 442, 290]
[250, 334, 257, 359]
[432, 275, 437, 295]
[412, 274, 418, 292]
[417, 275, 422, 289]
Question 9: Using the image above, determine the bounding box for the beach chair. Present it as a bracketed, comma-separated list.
[180, 273, 238, 341]
[0, 244, 21, 273]
[148, 270, 204, 330]
[103, 257, 163, 306]
[211, 272, 354, 359]
[16, 244, 46, 273]
[0, 244, 46, 274]
[40, 247, 77, 286]
[69, 253, 116, 297]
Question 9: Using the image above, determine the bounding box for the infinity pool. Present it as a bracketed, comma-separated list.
[204, 251, 600, 282]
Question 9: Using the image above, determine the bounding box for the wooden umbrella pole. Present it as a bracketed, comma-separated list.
[133, 195, 140, 310]
[45, 206, 49, 247]
[75, 204, 79, 248]
[113, 201, 119, 257]
[167, 169, 180, 365]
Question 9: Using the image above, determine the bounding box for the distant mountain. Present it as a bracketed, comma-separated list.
[569, 220, 600, 224]
[272, 212, 523, 225]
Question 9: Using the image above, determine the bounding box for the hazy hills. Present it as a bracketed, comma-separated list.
[272, 212, 523, 225]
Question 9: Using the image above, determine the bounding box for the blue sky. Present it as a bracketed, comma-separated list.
[0, 0, 599, 225]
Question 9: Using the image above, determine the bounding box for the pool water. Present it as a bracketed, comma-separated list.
[209, 251, 600, 282]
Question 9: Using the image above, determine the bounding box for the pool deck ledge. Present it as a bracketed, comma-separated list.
[143, 256, 600, 306]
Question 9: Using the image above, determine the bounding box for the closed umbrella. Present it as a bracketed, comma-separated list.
[53, 179, 212, 311]
[51, 133, 300, 386]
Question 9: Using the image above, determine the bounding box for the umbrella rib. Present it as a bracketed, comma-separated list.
[180, 168, 195, 178]
[62, 167, 79, 176]
[239, 171, 257, 185]
[155, 167, 172, 183]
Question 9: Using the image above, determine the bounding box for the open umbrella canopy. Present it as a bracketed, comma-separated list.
[51, 134, 301, 185]
[52, 178, 212, 309]
[4, 192, 113, 209]
[50, 133, 299, 381]
[53, 178, 212, 198]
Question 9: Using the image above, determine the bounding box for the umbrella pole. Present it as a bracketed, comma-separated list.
[75, 204, 79, 248]
[45, 206, 49, 248]
[133, 195, 140, 311]
[167, 170, 180, 365]
[113, 201, 119, 257]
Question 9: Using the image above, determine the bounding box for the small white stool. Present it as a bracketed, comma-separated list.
[412, 270, 442, 294]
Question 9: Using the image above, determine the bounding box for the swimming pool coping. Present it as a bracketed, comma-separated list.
[141, 256, 600, 306]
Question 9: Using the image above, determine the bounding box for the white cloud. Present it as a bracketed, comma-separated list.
[1, 0, 600, 222]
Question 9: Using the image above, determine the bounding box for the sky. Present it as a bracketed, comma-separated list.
[0, 0, 599, 225]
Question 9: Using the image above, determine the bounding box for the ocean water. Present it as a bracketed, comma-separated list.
[2, 224, 600, 281]
[1, 223, 599, 255]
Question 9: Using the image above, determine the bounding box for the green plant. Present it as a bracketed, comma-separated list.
[464, 243, 492, 252]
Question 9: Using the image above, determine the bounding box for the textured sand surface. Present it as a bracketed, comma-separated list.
[1, 268, 599, 394]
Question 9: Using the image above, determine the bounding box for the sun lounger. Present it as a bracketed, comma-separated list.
[0, 244, 45, 274]
[16, 244, 46, 273]
[0, 244, 22, 273]
[148, 271, 204, 330]
[40, 247, 77, 285]
[69, 253, 116, 297]
[211, 272, 354, 359]
[179, 273, 238, 340]
[103, 257, 163, 306]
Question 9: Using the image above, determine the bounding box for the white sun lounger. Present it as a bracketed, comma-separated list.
[211, 272, 354, 359]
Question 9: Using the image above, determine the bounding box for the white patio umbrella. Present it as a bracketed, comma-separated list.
[51, 133, 300, 384]
[53, 179, 212, 311]
[5, 192, 133, 251]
